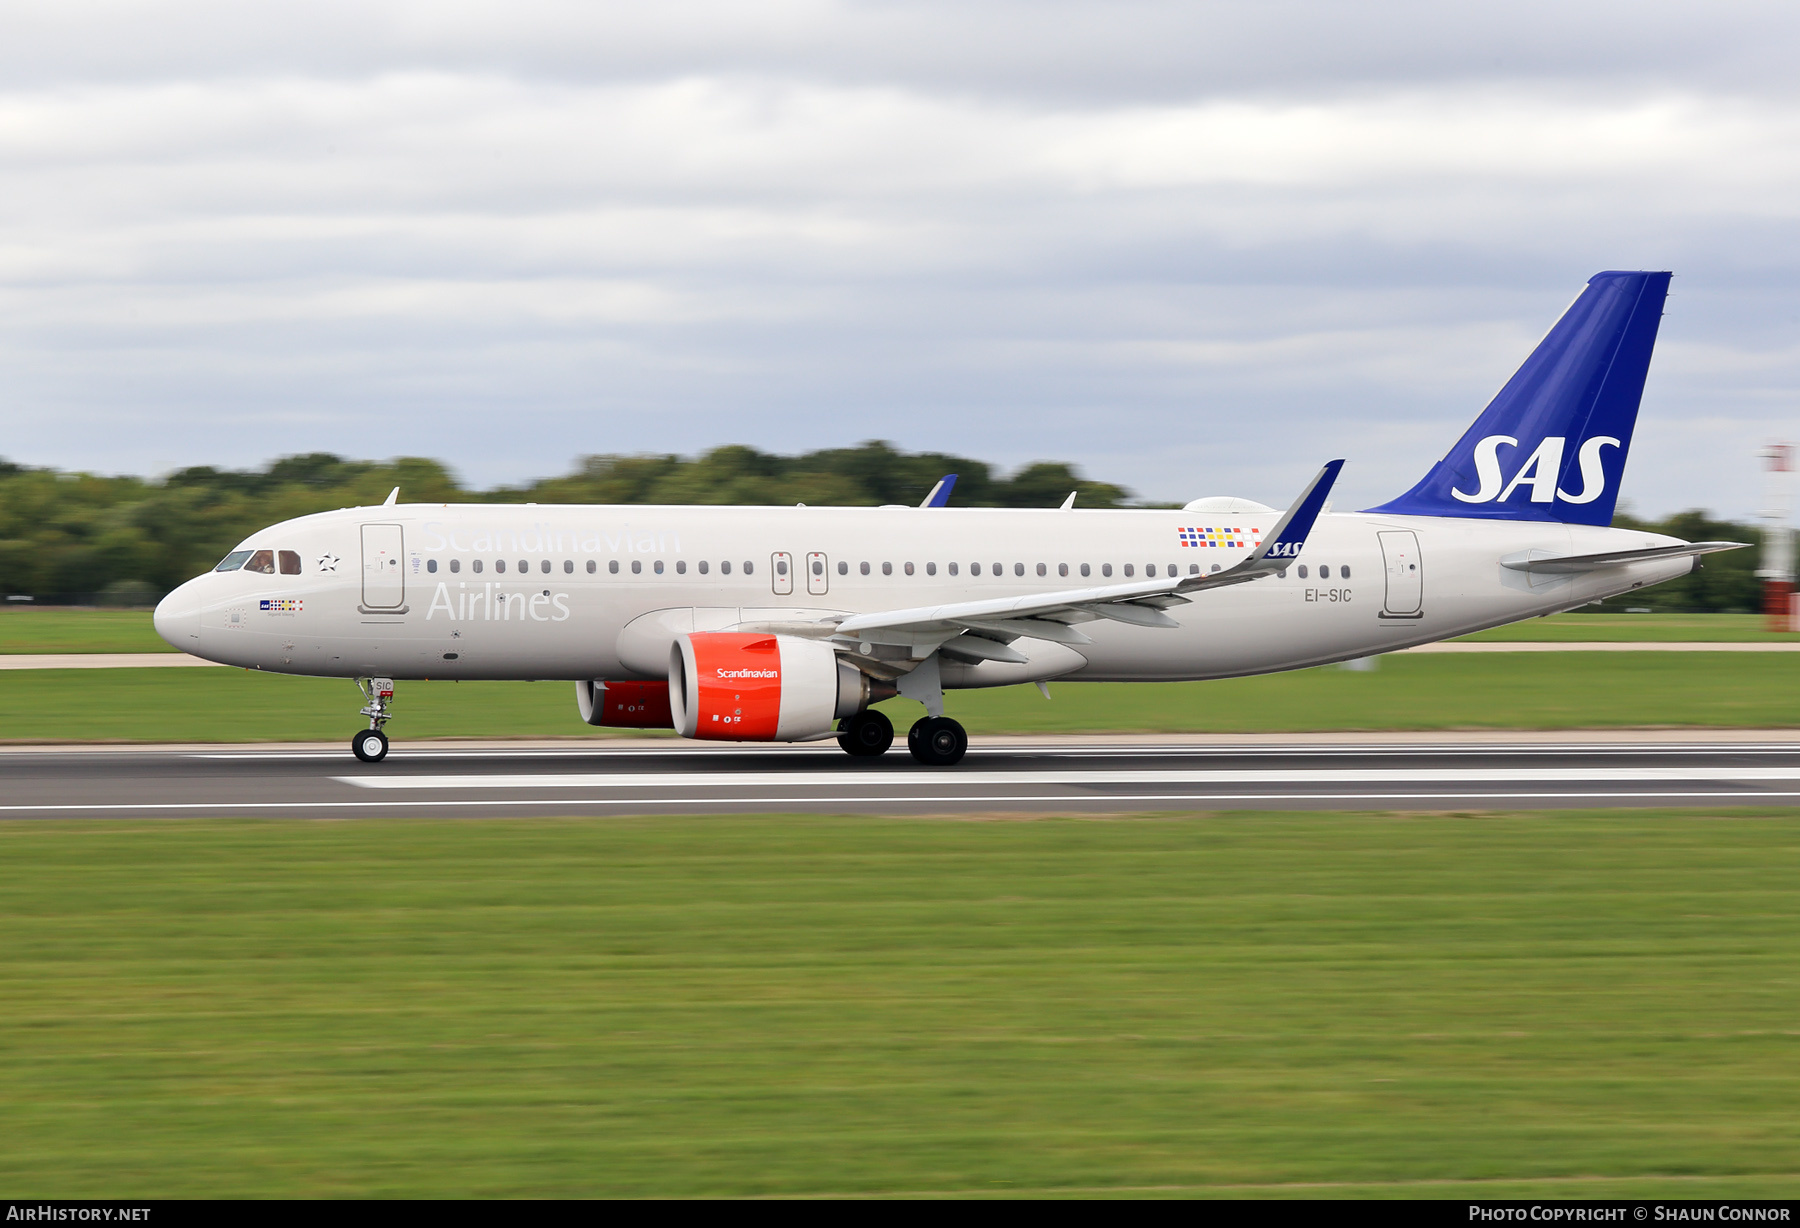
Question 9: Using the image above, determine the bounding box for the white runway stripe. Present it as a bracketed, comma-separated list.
[334, 766, 1800, 790]
[4, 790, 1800, 814]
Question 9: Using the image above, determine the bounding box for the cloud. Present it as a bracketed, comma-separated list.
[0, 2, 1797, 516]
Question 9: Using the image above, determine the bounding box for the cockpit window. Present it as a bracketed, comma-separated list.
[245, 550, 276, 574]
[214, 550, 253, 572]
[278, 550, 301, 575]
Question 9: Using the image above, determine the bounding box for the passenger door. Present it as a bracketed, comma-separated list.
[1378, 530, 1423, 618]
[806, 551, 829, 595]
[771, 551, 794, 596]
[361, 524, 406, 610]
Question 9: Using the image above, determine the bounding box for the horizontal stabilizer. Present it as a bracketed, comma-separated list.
[1501, 541, 1746, 574]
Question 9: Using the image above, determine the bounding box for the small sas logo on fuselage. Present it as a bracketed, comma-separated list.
[260, 599, 303, 613]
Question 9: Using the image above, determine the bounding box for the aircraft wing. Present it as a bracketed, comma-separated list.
[1501, 541, 1747, 574]
[919, 474, 958, 507]
[829, 461, 1344, 660]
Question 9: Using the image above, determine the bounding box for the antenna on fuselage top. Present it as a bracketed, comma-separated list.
[382, 487, 399, 507]
[1059, 491, 1077, 510]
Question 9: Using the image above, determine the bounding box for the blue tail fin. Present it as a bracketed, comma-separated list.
[1366, 270, 1671, 526]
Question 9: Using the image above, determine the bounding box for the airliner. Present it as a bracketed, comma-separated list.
[153, 271, 1740, 765]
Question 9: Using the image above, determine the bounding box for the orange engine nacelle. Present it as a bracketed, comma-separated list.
[669, 632, 889, 742]
[576, 679, 674, 729]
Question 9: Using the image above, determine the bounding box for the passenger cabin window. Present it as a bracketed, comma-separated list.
[743, 561, 754, 575]
[1101, 564, 1112, 577]
[451, 559, 461, 574]
[496, 559, 507, 573]
[1298, 565, 1308, 579]
[474, 559, 484, 574]
[214, 550, 253, 572]
[654, 560, 665, 574]
[541, 559, 551, 574]
[948, 562, 959, 576]
[838, 561, 848, 575]
[427, 559, 438, 574]
[246, 550, 276, 574]
[971, 562, 981, 576]
[564, 560, 574, 574]
[1058, 564, 1068, 577]
[698, 561, 709, 575]
[1014, 563, 1024, 577]
[1080, 563, 1090, 577]
[1037, 563, 1047, 577]
[631, 561, 642, 574]
[587, 560, 596, 574]
[676, 560, 687, 574]
[1123, 564, 1134, 577]
[904, 562, 915, 575]
[609, 560, 619, 574]
[882, 562, 893, 575]
[721, 560, 731, 575]
[860, 562, 870, 575]
[278, 550, 301, 575]
[926, 562, 937, 575]
[1145, 564, 1156, 577]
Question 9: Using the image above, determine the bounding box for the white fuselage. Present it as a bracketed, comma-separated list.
[153, 502, 1690, 686]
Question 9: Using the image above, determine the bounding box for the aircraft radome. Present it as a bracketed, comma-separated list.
[154, 271, 1743, 765]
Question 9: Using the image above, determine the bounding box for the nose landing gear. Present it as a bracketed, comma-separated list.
[352, 677, 394, 762]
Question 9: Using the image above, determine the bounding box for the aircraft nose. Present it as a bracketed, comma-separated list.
[153, 580, 204, 650]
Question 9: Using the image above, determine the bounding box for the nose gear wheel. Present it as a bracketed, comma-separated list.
[352, 729, 389, 762]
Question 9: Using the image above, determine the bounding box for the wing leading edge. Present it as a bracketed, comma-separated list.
[824, 461, 1346, 660]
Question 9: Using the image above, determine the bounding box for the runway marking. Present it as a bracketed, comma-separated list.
[5, 790, 1800, 814]
[332, 766, 1800, 790]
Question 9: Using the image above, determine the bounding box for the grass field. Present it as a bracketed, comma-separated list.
[4, 652, 1800, 742]
[0, 608, 174, 653]
[1461, 613, 1789, 642]
[2, 608, 1795, 655]
[1, 811, 1797, 1198]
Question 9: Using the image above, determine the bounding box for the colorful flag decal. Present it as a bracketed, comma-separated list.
[1177, 526, 1262, 549]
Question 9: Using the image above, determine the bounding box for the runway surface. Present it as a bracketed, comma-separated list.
[8, 736, 1800, 817]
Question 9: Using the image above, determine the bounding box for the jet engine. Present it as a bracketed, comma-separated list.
[576, 679, 674, 728]
[669, 632, 892, 741]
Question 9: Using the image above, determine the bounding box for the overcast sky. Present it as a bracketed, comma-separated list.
[2, 1, 1798, 516]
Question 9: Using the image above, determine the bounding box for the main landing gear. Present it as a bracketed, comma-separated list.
[835, 709, 968, 765]
[352, 677, 394, 763]
[906, 716, 968, 767]
[837, 709, 894, 757]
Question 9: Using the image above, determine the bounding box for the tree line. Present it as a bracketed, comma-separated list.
[0, 443, 1764, 611]
[0, 442, 1133, 603]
